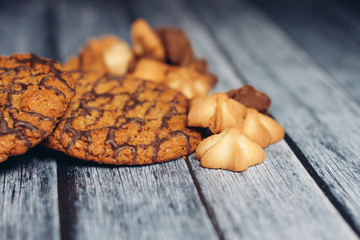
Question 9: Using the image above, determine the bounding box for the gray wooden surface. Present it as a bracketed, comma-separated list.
[253, 0, 360, 105]
[0, 0, 360, 239]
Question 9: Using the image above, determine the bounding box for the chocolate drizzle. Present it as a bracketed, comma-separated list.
[0, 53, 75, 156]
[52, 72, 200, 164]
[18, 54, 75, 95]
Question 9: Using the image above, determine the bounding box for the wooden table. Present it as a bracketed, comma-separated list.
[1, 0, 360, 239]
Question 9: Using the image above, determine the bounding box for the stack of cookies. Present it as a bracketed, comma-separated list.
[0, 19, 284, 171]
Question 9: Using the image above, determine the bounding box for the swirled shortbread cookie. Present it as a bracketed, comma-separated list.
[45, 71, 201, 165]
[0, 53, 75, 162]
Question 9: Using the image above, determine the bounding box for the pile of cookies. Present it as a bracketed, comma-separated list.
[64, 19, 217, 99]
[0, 19, 284, 171]
[188, 92, 284, 171]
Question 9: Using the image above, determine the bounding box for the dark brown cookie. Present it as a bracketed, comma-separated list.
[45, 71, 201, 165]
[0, 53, 75, 162]
[227, 85, 271, 114]
[156, 27, 195, 66]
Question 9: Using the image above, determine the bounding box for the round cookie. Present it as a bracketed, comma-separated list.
[0, 53, 75, 162]
[45, 71, 201, 165]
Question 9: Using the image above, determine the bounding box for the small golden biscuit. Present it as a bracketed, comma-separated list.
[130, 58, 169, 83]
[257, 113, 285, 144]
[165, 66, 215, 99]
[129, 59, 216, 99]
[103, 40, 134, 75]
[188, 93, 246, 133]
[188, 95, 217, 128]
[195, 127, 265, 171]
[243, 109, 284, 147]
[243, 108, 270, 148]
[131, 19, 166, 61]
[64, 35, 133, 76]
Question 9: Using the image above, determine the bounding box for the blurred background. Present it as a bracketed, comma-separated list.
[1, 0, 360, 60]
[2, 0, 359, 96]
[1, 0, 360, 103]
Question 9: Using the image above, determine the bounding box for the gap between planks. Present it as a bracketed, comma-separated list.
[184, 0, 360, 236]
[284, 134, 360, 236]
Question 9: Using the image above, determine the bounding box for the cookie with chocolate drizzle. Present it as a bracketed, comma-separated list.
[45, 71, 201, 165]
[0, 53, 75, 162]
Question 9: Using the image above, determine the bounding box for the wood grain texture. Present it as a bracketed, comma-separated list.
[57, 157, 217, 240]
[188, 0, 360, 234]
[54, 1, 217, 239]
[0, 1, 60, 239]
[128, 0, 358, 239]
[187, 144, 357, 240]
[252, 0, 360, 105]
[0, 147, 60, 240]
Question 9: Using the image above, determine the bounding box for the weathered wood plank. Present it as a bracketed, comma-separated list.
[54, 1, 217, 239]
[187, 143, 357, 240]
[187, 0, 360, 235]
[0, 147, 60, 240]
[128, 0, 358, 239]
[57, 156, 217, 240]
[253, 0, 360, 105]
[0, 1, 60, 240]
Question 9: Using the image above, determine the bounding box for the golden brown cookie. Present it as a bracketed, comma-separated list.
[0, 53, 75, 162]
[130, 58, 169, 83]
[188, 93, 247, 133]
[165, 65, 217, 99]
[45, 71, 201, 165]
[64, 35, 133, 76]
[130, 58, 217, 99]
[195, 127, 265, 172]
[257, 112, 285, 144]
[131, 19, 166, 61]
[243, 108, 271, 148]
